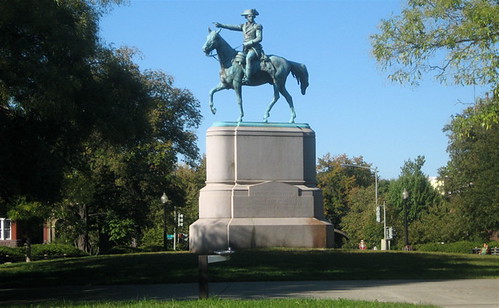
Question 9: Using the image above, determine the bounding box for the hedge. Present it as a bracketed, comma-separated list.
[414, 241, 499, 254]
[1, 244, 87, 263]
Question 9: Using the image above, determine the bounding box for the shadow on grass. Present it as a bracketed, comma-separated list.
[208, 249, 499, 282]
[1, 249, 498, 290]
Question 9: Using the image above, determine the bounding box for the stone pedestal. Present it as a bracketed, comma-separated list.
[189, 122, 334, 253]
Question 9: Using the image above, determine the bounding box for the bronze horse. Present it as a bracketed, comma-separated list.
[202, 28, 309, 123]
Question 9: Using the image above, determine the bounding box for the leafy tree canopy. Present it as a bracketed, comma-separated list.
[1, 1, 202, 252]
[372, 0, 499, 132]
[317, 154, 376, 226]
[372, 0, 498, 87]
[439, 98, 499, 239]
[389, 156, 440, 222]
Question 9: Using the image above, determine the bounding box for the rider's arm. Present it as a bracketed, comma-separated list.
[214, 23, 243, 31]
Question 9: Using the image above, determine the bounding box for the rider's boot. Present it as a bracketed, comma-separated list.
[242, 62, 252, 84]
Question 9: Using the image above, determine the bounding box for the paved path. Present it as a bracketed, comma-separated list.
[1, 279, 498, 307]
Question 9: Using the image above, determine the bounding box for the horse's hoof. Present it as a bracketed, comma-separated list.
[211, 107, 217, 115]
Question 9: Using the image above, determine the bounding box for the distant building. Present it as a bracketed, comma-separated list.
[0, 218, 54, 247]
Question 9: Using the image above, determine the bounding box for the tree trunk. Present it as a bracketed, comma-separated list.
[77, 203, 91, 253]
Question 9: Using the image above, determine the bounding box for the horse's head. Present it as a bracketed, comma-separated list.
[202, 28, 221, 56]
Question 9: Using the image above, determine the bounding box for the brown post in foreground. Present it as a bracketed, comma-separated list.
[198, 255, 209, 299]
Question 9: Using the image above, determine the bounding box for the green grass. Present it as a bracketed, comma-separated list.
[1, 248, 498, 289]
[2, 298, 437, 308]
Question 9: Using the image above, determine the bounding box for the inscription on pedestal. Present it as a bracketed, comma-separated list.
[233, 182, 313, 218]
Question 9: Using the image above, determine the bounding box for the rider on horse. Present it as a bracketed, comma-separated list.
[214, 9, 264, 84]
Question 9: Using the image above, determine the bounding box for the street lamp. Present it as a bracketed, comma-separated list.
[161, 192, 169, 251]
[402, 188, 409, 249]
[342, 164, 390, 250]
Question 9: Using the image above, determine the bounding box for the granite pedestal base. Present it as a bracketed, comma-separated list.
[189, 122, 334, 253]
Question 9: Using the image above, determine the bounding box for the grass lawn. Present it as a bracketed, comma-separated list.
[2, 298, 437, 308]
[1, 248, 498, 289]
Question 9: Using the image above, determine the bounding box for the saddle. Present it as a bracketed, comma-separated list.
[235, 51, 276, 82]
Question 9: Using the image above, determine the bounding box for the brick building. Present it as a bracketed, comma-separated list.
[0, 218, 54, 247]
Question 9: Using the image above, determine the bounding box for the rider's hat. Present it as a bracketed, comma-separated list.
[241, 9, 259, 16]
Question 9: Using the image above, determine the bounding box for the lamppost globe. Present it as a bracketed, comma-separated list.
[161, 192, 169, 250]
[402, 188, 409, 249]
[161, 192, 169, 204]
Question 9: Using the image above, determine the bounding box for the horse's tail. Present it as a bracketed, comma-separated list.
[289, 61, 309, 95]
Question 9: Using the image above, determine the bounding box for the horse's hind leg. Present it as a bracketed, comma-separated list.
[263, 84, 280, 122]
[280, 84, 296, 123]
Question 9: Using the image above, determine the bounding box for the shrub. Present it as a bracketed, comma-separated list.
[141, 245, 164, 252]
[140, 226, 163, 248]
[415, 241, 499, 254]
[30, 244, 88, 258]
[106, 246, 143, 255]
[0, 246, 24, 263]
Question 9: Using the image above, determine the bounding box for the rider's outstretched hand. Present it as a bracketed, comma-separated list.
[213, 22, 221, 28]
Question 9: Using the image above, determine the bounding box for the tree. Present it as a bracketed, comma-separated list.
[0, 1, 152, 205]
[371, 0, 499, 129]
[439, 97, 499, 240]
[1, 1, 202, 253]
[316, 154, 375, 227]
[389, 156, 440, 245]
[139, 159, 206, 251]
[341, 186, 382, 249]
[1, 0, 98, 204]
[409, 199, 463, 243]
[56, 59, 202, 253]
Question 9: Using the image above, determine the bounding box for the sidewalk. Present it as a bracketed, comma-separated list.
[1, 279, 498, 307]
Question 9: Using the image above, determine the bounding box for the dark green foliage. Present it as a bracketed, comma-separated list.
[0, 0, 100, 204]
[388, 156, 440, 245]
[0, 1, 202, 252]
[341, 186, 383, 249]
[439, 98, 499, 240]
[0, 246, 24, 262]
[30, 244, 88, 258]
[389, 156, 440, 223]
[415, 241, 499, 254]
[0, 244, 87, 263]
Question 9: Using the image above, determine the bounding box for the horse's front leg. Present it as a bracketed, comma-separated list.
[264, 84, 280, 123]
[234, 84, 244, 122]
[209, 82, 227, 115]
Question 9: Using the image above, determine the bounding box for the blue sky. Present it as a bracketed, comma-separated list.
[99, 0, 485, 179]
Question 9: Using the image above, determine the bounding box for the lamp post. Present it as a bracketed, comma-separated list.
[402, 188, 409, 248]
[161, 192, 169, 251]
[342, 164, 389, 250]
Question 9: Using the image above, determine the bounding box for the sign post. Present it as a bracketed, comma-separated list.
[198, 248, 235, 299]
